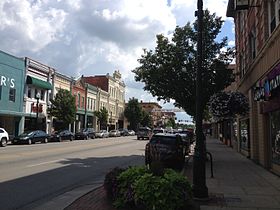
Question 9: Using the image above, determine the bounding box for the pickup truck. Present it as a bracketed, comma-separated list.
[0, 128, 9, 147]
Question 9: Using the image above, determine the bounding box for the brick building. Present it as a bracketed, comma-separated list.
[227, 0, 280, 175]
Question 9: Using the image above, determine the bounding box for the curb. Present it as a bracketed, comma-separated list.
[32, 183, 103, 210]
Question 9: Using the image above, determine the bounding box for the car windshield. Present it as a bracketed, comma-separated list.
[150, 136, 179, 145]
[19, 131, 34, 137]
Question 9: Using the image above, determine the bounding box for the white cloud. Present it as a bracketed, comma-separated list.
[0, 0, 234, 114]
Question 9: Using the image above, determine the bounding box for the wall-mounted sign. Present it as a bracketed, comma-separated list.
[0, 75, 15, 88]
[254, 63, 280, 101]
[235, 0, 249, 10]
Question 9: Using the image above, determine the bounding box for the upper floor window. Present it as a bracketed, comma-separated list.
[78, 93, 80, 108]
[82, 96, 84, 108]
[40, 90, 45, 101]
[27, 87, 31, 98]
[249, 27, 257, 60]
[9, 88, 16, 102]
[269, 0, 280, 34]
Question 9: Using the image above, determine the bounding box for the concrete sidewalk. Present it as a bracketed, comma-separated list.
[201, 137, 280, 210]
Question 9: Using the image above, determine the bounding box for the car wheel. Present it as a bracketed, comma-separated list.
[84, 135, 88, 140]
[137, 137, 140, 140]
[28, 139, 32, 145]
[70, 136, 74, 141]
[0, 138, 7, 147]
[42, 138, 48, 143]
[58, 137, 62, 142]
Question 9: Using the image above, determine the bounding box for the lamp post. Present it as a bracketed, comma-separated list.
[35, 92, 41, 130]
[193, 0, 208, 199]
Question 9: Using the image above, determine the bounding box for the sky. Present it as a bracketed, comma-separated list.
[0, 0, 235, 123]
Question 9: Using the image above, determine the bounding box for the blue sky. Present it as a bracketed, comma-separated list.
[0, 0, 235, 123]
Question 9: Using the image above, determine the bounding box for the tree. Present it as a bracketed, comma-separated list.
[94, 107, 109, 130]
[48, 89, 76, 129]
[124, 98, 143, 131]
[133, 10, 235, 118]
[209, 91, 249, 120]
[141, 110, 153, 128]
[166, 118, 176, 128]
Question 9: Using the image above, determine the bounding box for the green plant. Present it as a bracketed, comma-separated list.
[104, 167, 126, 201]
[134, 169, 192, 210]
[113, 166, 149, 209]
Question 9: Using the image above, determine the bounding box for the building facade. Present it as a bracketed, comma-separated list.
[85, 83, 98, 130]
[139, 102, 162, 127]
[52, 72, 72, 131]
[83, 70, 126, 130]
[0, 51, 25, 136]
[71, 78, 86, 133]
[227, 0, 280, 175]
[24, 58, 54, 133]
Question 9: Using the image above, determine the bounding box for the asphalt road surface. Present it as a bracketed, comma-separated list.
[0, 136, 147, 210]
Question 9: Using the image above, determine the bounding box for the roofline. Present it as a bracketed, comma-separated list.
[226, 0, 235, 18]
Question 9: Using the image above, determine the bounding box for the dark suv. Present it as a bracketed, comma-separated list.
[75, 128, 96, 140]
[145, 133, 189, 170]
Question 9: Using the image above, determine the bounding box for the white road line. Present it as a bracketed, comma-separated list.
[27, 159, 66, 167]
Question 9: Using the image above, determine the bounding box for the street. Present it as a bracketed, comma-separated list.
[0, 136, 147, 210]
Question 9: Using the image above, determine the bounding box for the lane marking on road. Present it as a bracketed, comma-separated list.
[27, 159, 66, 167]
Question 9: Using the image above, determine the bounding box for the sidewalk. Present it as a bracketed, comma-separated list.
[36, 137, 280, 210]
[200, 137, 280, 210]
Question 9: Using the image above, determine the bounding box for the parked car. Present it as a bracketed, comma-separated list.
[137, 127, 152, 140]
[145, 133, 189, 170]
[153, 128, 165, 135]
[95, 130, 109, 138]
[118, 128, 129, 136]
[128, 130, 135, 136]
[0, 128, 9, 147]
[75, 128, 96, 140]
[49, 129, 74, 142]
[12, 130, 49, 145]
[109, 130, 121, 137]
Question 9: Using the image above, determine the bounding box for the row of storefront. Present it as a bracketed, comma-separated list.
[0, 50, 126, 136]
[216, 0, 280, 176]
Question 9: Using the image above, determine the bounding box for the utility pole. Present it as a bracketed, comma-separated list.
[193, 0, 208, 199]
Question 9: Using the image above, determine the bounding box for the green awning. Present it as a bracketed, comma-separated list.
[26, 76, 52, 90]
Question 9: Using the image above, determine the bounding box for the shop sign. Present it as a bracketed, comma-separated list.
[0, 75, 15, 88]
[254, 63, 280, 101]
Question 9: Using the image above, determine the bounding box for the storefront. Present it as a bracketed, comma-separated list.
[0, 51, 25, 137]
[254, 62, 280, 174]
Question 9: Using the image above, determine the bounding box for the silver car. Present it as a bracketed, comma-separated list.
[95, 130, 109, 138]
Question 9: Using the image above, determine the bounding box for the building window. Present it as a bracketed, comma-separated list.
[27, 87, 31, 98]
[240, 119, 250, 151]
[270, 110, 280, 164]
[34, 89, 38, 99]
[78, 93, 80, 108]
[82, 96, 84, 108]
[9, 88, 16, 102]
[249, 27, 256, 60]
[40, 90, 45, 101]
[268, 0, 280, 34]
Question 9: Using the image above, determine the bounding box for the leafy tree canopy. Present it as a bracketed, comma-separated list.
[48, 89, 76, 128]
[94, 107, 109, 130]
[209, 91, 249, 120]
[124, 98, 143, 131]
[141, 110, 153, 128]
[133, 10, 235, 117]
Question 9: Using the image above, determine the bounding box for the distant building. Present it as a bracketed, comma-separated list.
[83, 70, 125, 130]
[139, 101, 162, 127]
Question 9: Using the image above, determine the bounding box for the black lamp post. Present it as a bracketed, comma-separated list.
[35, 92, 41, 130]
[193, 0, 208, 199]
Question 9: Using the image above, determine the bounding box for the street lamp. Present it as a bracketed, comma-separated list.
[193, 0, 208, 199]
[35, 92, 41, 130]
